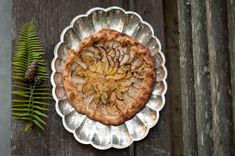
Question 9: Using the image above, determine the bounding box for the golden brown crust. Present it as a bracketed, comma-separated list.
[62, 28, 155, 125]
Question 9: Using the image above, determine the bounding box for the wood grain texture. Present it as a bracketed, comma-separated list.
[191, 0, 213, 155]
[163, 0, 183, 155]
[11, 0, 169, 156]
[227, 0, 235, 150]
[177, 0, 197, 155]
[206, 0, 234, 155]
[129, 0, 171, 155]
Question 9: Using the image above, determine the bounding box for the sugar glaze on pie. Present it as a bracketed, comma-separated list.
[62, 29, 155, 125]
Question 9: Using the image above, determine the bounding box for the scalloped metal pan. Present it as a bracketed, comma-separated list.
[50, 6, 167, 150]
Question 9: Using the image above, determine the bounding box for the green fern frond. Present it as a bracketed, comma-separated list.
[12, 19, 50, 132]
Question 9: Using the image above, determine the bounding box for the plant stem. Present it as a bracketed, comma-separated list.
[25, 82, 36, 132]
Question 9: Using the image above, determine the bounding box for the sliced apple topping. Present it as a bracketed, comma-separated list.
[101, 92, 108, 104]
[117, 85, 129, 92]
[104, 40, 114, 51]
[70, 63, 83, 76]
[120, 46, 128, 54]
[120, 53, 130, 65]
[133, 80, 143, 89]
[80, 94, 94, 111]
[106, 55, 115, 74]
[123, 94, 134, 106]
[107, 48, 116, 57]
[101, 55, 109, 74]
[117, 68, 125, 74]
[95, 61, 104, 74]
[109, 91, 117, 103]
[96, 41, 104, 47]
[118, 65, 131, 74]
[128, 50, 136, 63]
[128, 76, 137, 83]
[87, 46, 101, 57]
[81, 51, 94, 62]
[62, 29, 157, 125]
[106, 63, 118, 75]
[82, 94, 95, 107]
[89, 101, 97, 110]
[116, 99, 125, 112]
[98, 46, 106, 59]
[118, 48, 124, 62]
[113, 41, 121, 49]
[77, 83, 83, 92]
[116, 90, 124, 100]
[127, 86, 138, 98]
[106, 73, 126, 80]
[83, 50, 101, 60]
[82, 82, 93, 94]
[88, 63, 97, 72]
[74, 57, 88, 69]
[137, 62, 146, 70]
[70, 63, 78, 70]
[101, 104, 109, 115]
[131, 57, 143, 70]
[121, 79, 133, 87]
[71, 75, 86, 84]
[124, 72, 132, 79]
[134, 70, 145, 79]
[65, 36, 153, 121]
[106, 104, 119, 116]
[114, 48, 120, 61]
[84, 86, 95, 97]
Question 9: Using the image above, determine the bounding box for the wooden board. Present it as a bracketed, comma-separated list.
[177, 0, 235, 155]
[191, 0, 212, 155]
[163, 0, 183, 155]
[177, 0, 197, 155]
[11, 0, 170, 155]
[227, 0, 235, 149]
[206, 0, 234, 155]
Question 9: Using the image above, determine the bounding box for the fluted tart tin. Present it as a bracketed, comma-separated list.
[51, 6, 167, 150]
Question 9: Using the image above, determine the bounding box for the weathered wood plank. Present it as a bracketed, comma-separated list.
[227, 0, 235, 150]
[206, 0, 234, 155]
[11, 0, 130, 156]
[177, 0, 197, 155]
[191, 0, 213, 155]
[129, 0, 171, 155]
[163, 0, 183, 155]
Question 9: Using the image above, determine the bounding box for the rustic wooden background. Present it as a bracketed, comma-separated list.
[11, 0, 235, 155]
[178, 0, 235, 155]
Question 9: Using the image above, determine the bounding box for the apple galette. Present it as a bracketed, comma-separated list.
[62, 28, 155, 125]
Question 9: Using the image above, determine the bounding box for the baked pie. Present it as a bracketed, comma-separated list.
[62, 28, 155, 125]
